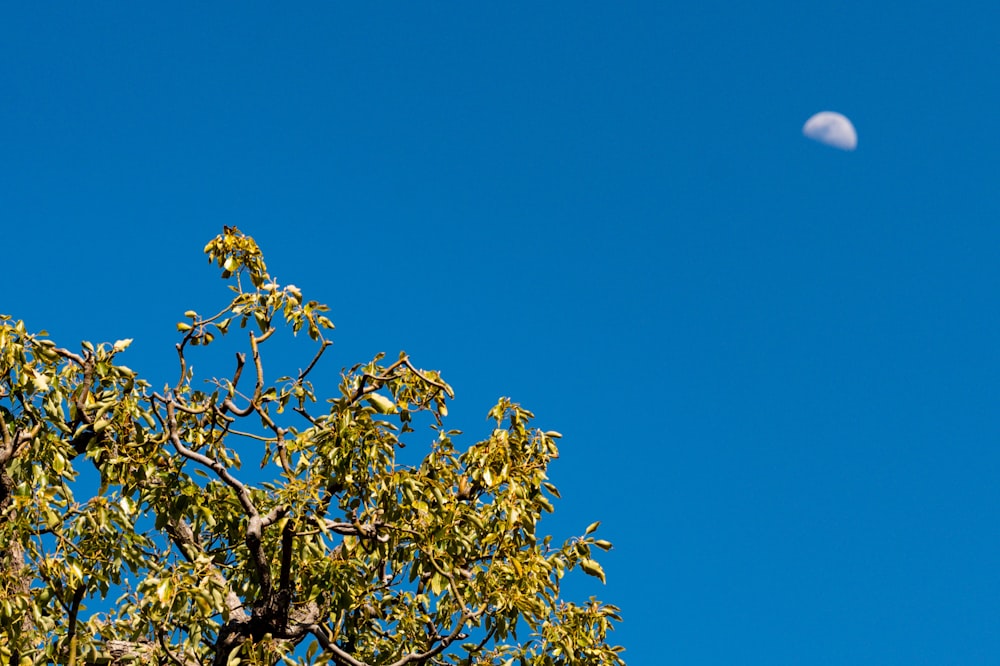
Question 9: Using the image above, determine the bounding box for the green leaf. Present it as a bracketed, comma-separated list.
[579, 558, 606, 584]
[429, 573, 445, 596]
[52, 452, 65, 475]
[366, 393, 396, 414]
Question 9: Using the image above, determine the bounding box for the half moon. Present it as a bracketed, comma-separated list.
[802, 111, 857, 151]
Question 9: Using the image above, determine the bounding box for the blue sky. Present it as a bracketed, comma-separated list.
[3, 3, 1000, 663]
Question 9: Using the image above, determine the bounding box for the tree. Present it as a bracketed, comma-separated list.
[0, 228, 623, 665]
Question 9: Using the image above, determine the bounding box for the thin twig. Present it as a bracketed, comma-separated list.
[157, 629, 188, 666]
[231, 352, 246, 390]
[298, 340, 332, 383]
[53, 347, 86, 366]
[293, 406, 318, 425]
[309, 625, 368, 666]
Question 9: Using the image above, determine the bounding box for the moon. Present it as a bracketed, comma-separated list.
[802, 111, 857, 151]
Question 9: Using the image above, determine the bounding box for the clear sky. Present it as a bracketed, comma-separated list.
[3, 3, 1000, 664]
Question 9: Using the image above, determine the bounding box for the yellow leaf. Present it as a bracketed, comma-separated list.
[157, 578, 173, 604]
[366, 393, 396, 414]
[52, 452, 65, 475]
[579, 558, 606, 584]
[31, 371, 49, 392]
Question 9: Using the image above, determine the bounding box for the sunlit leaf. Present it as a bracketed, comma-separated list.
[579, 558, 607, 584]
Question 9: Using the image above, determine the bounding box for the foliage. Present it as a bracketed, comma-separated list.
[0, 228, 623, 665]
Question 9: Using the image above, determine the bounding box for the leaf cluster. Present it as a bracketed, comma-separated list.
[0, 227, 624, 666]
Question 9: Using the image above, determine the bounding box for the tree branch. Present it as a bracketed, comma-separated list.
[309, 626, 369, 666]
[164, 516, 248, 622]
[66, 584, 86, 666]
[231, 352, 246, 391]
[298, 340, 332, 383]
[164, 400, 272, 594]
[0, 406, 11, 456]
[279, 520, 295, 593]
[157, 630, 189, 666]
